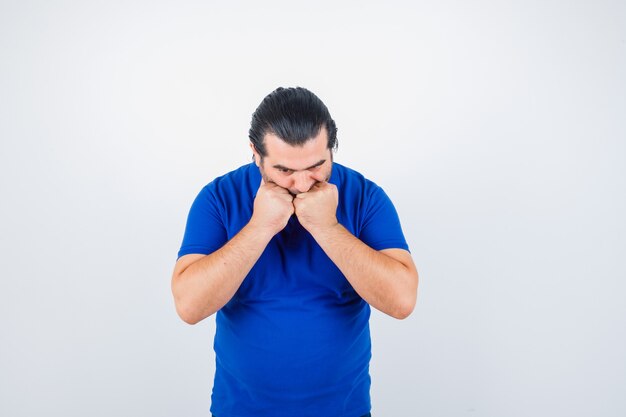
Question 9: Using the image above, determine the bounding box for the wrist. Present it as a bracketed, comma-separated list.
[245, 217, 279, 241]
[304, 218, 340, 238]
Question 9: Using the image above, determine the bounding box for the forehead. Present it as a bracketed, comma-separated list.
[263, 129, 330, 168]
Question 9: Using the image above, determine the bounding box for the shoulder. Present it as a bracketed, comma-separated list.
[332, 162, 384, 201]
[333, 163, 408, 250]
[204, 163, 255, 190]
[198, 162, 257, 196]
[188, 163, 258, 214]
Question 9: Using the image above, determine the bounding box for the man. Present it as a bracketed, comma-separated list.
[171, 87, 419, 417]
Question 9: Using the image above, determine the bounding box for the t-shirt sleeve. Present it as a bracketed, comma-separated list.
[177, 185, 228, 259]
[359, 185, 410, 252]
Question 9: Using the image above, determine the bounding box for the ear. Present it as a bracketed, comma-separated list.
[249, 142, 261, 167]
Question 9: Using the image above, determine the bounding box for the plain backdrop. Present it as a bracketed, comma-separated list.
[1, 1, 625, 416]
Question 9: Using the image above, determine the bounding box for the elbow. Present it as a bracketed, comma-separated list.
[173, 295, 200, 324]
[391, 297, 416, 320]
[175, 301, 217, 325]
[176, 304, 202, 325]
[172, 287, 213, 325]
[391, 270, 419, 320]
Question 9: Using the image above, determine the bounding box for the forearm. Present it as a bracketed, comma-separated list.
[172, 221, 273, 324]
[310, 223, 418, 319]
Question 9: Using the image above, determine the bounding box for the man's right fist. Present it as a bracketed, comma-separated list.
[250, 180, 294, 235]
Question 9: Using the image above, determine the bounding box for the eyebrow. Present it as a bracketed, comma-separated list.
[272, 159, 326, 172]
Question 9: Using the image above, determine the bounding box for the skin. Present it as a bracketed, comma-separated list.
[171, 128, 419, 324]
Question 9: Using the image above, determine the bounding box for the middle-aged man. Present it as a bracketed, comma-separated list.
[171, 87, 419, 417]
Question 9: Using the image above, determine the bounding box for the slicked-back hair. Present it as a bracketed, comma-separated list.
[248, 87, 338, 157]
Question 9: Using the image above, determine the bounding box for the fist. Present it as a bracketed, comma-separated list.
[251, 180, 295, 235]
[293, 182, 338, 233]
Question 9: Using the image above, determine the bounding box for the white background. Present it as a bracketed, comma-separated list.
[1, 1, 625, 416]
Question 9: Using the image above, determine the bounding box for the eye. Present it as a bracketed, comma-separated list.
[277, 168, 292, 174]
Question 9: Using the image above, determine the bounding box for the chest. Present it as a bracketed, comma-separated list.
[231, 216, 356, 302]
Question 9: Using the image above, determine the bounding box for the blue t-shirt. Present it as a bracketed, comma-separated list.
[178, 162, 409, 417]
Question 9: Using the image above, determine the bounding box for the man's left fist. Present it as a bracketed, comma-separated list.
[293, 182, 339, 233]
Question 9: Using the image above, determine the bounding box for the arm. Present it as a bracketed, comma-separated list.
[171, 222, 274, 324]
[309, 224, 418, 319]
[171, 181, 294, 324]
[294, 182, 419, 320]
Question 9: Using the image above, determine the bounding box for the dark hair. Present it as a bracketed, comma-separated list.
[248, 87, 338, 157]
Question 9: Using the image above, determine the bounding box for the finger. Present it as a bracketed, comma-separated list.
[269, 185, 290, 195]
[319, 182, 335, 192]
[263, 179, 281, 190]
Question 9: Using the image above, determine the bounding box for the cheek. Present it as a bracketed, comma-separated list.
[262, 168, 289, 188]
[272, 175, 292, 189]
[315, 167, 331, 182]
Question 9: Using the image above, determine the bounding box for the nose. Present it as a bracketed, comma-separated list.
[291, 171, 316, 194]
